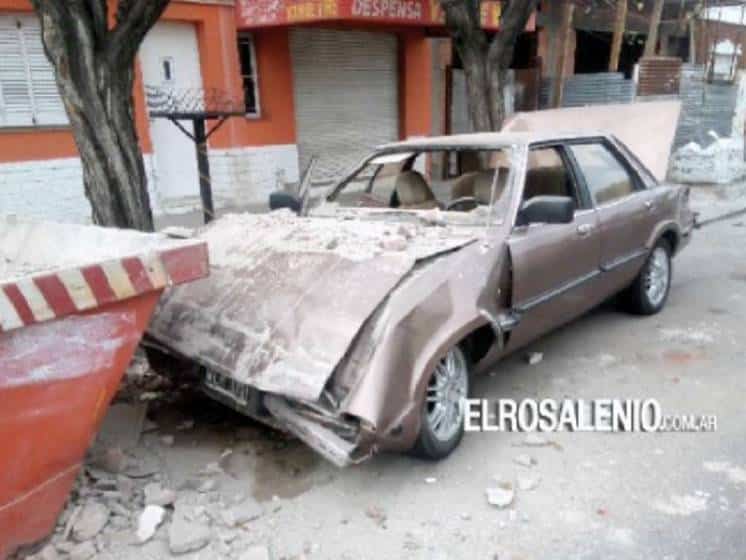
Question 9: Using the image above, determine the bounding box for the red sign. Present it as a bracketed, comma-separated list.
[235, 0, 532, 31]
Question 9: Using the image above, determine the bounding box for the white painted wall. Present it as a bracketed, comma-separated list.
[0, 155, 158, 224]
[208, 144, 300, 208]
[0, 145, 299, 223]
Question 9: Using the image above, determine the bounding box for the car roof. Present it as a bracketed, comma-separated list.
[378, 130, 610, 151]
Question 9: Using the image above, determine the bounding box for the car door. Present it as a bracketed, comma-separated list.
[505, 144, 604, 351]
[566, 140, 659, 293]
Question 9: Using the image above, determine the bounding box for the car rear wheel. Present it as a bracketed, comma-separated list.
[623, 238, 672, 315]
[412, 345, 469, 460]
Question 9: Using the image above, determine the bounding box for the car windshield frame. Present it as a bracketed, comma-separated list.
[322, 142, 527, 227]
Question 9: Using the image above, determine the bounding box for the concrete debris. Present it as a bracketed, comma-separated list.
[365, 505, 387, 527]
[670, 136, 746, 184]
[93, 447, 129, 474]
[238, 545, 273, 560]
[526, 352, 543, 365]
[486, 482, 514, 508]
[380, 235, 408, 252]
[220, 499, 263, 527]
[517, 475, 541, 491]
[513, 454, 536, 468]
[71, 501, 109, 542]
[168, 516, 211, 554]
[68, 541, 97, 560]
[37, 544, 60, 560]
[143, 482, 177, 507]
[136, 505, 166, 543]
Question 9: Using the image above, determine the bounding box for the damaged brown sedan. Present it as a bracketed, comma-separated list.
[145, 102, 694, 466]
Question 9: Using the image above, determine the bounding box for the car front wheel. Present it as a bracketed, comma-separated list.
[412, 345, 469, 460]
[623, 238, 672, 315]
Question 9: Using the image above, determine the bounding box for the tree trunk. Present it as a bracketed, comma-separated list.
[644, 0, 665, 58]
[609, 0, 627, 72]
[61, 63, 154, 231]
[30, 1, 169, 231]
[441, 0, 538, 132]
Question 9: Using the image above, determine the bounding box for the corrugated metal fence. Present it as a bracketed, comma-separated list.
[538, 72, 636, 108]
[671, 64, 739, 148]
[452, 62, 741, 151]
[534, 64, 739, 149]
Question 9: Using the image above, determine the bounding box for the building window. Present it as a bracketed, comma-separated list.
[0, 15, 68, 127]
[237, 33, 260, 116]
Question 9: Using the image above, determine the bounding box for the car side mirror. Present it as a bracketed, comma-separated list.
[269, 191, 302, 214]
[516, 196, 575, 226]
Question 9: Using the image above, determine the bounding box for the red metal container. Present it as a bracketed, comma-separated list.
[0, 219, 208, 558]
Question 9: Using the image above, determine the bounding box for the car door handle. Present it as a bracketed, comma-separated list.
[577, 224, 594, 237]
[645, 200, 655, 211]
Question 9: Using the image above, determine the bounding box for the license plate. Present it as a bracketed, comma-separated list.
[203, 369, 257, 409]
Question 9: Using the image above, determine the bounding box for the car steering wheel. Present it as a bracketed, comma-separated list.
[446, 196, 480, 212]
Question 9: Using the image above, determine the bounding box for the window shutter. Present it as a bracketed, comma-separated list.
[0, 14, 67, 127]
[0, 16, 33, 126]
[19, 16, 68, 125]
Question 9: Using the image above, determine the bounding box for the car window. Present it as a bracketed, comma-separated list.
[523, 147, 584, 209]
[569, 143, 635, 205]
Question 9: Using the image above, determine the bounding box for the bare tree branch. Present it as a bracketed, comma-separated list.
[488, 0, 538, 71]
[109, 0, 170, 68]
[439, 0, 537, 131]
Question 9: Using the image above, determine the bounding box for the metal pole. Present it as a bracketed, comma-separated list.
[193, 118, 214, 224]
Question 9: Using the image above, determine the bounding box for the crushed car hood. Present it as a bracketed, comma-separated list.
[503, 100, 681, 182]
[147, 211, 480, 402]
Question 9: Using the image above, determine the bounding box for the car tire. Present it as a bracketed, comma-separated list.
[622, 238, 672, 315]
[412, 345, 470, 461]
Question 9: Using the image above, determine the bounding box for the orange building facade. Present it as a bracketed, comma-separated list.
[0, 0, 523, 223]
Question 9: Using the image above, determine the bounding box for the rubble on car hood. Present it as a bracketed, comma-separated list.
[147, 210, 481, 402]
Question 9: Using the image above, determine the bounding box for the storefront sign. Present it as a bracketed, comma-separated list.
[236, 0, 532, 31]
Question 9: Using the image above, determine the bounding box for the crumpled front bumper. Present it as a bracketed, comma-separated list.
[263, 395, 376, 467]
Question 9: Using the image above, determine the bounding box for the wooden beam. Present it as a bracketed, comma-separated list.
[551, 0, 575, 108]
[644, 0, 665, 57]
[609, 0, 628, 72]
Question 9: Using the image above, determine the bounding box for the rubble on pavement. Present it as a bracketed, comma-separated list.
[17, 350, 282, 560]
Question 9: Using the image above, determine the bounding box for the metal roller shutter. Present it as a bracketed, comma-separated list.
[290, 28, 398, 183]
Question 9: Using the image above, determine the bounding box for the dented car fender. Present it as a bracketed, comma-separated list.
[339, 238, 511, 451]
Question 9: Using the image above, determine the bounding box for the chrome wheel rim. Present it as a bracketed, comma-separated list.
[644, 247, 669, 307]
[425, 347, 468, 442]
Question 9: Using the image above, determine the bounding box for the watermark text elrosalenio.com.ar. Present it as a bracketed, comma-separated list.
[463, 398, 717, 433]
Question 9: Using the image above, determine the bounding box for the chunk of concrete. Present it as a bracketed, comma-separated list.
[486, 483, 514, 508]
[72, 501, 109, 542]
[68, 541, 96, 560]
[168, 516, 211, 554]
[220, 499, 263, 527]
[136, 505, 166, 543]
[144, 482, 177, 507]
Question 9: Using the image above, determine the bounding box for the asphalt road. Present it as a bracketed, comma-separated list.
[69, 184, 746, 560]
